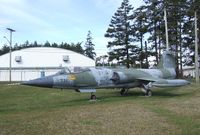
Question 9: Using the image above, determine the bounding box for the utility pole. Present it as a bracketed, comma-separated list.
[6, 28, 15, 82]
[164, 7, 169, 51]
[194, 10, 199, 83]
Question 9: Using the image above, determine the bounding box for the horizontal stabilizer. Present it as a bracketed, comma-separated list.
[152, 79, 190, 87]
[77, 89, 96, 93]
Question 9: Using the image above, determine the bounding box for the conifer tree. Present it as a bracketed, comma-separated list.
[84, 31, 96, 60]
[133, 5, 149, 67]
[105, 0, 137, 68]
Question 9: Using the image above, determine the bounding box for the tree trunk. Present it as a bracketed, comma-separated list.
[175, 23, 179, 78]
[158, 21, 162, 60]
[140, 34, 143, 68]
[145, 41, 149, 68]
[179, 21, 183, 78]
[154, 21, 158, 65]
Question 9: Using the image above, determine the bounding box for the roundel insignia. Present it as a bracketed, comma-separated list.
[68, 74, 76, 80]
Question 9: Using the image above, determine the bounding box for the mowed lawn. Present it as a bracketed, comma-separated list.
[0, 83, 199, 135]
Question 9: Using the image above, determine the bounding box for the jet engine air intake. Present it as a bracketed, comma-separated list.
[111, 72, 133, 84]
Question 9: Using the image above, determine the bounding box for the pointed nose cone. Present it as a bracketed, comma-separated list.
[21, 77, 53, 88]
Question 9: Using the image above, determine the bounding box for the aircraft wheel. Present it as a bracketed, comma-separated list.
[147, 90, 152, 97]
[120, 88, 129, 95]
[91, 94, 97, 100]
[120, 88, 125, 95]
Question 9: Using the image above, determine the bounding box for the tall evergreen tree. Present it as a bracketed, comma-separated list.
[141, 0, 195, 77]
[182, 0, 200, 66]
[0, 45, 10, 55]
[142, 0, 166, 65]
[75, 42, 84, 54]
[33, 41, 38, 47]
[52, 42, 58, 47]
[84, 31, 96, 60]
[105, 0, 137, 68]
[133, 5, 149, 67]
[23, 40, 30, 48]
[44, 41, 51, 47]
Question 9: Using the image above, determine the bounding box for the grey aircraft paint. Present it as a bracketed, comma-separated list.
[22, 51, 190, 99]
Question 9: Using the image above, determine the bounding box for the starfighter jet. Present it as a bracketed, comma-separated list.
[22, 51, 190, 99]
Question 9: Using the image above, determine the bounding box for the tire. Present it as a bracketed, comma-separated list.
[91, 95, 96, 100]
[147, 90, 152, 96]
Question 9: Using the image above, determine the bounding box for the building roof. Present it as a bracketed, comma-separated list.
[0, 47, 95, 68]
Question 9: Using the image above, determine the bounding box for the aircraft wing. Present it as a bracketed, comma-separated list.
[137, 77, 190, 87]
[152, 79, 190, 87]
[136, 76, 158, 82]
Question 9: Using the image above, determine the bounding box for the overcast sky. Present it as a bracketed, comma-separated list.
[0, 0, 144, 56]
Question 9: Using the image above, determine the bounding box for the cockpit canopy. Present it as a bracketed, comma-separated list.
[55, 67, 91, 75]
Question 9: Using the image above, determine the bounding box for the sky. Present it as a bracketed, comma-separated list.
[0, 0, 144, 56]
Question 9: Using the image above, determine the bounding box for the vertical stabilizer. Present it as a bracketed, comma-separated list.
[157, 51, 176, 69]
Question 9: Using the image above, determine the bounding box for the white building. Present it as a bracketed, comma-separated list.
[0, 47, 95, 81]
[182, 66, 200, 78]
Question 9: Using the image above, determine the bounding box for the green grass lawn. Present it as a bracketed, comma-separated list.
[0, 83, 199, 135]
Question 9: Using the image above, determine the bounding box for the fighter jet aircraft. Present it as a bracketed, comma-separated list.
[22, 51, 190, 99]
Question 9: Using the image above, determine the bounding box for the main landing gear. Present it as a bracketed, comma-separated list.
[145, 89, 152, 96]
[120, 88, 129, 95]
[141, 83, 152, 97]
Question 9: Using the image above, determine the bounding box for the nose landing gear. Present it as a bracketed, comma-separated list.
[90, 92, 97, 100]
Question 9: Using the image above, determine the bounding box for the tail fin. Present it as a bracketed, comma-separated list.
[157, 51, 176, 69]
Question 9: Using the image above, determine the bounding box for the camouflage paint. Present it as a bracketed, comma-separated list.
[22, 51, 189, 91]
